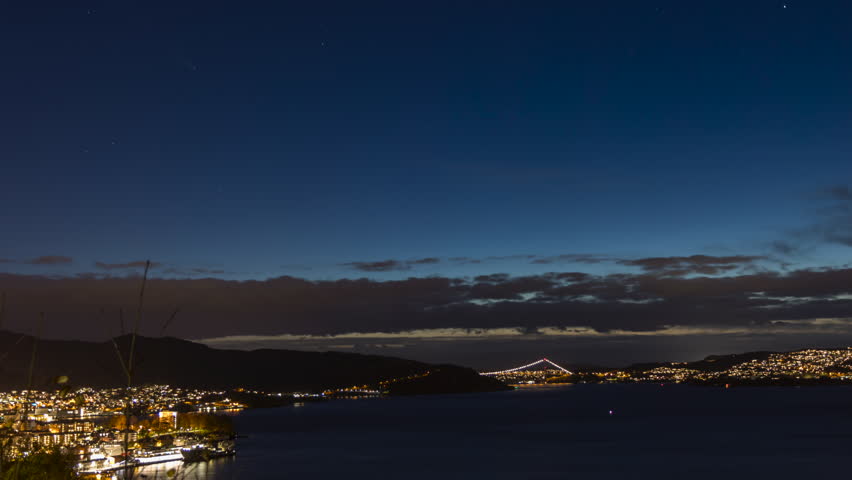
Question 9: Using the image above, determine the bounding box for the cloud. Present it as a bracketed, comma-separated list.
[191, 268, 226, 275]
[824, 185, 852, 201]
[817, 205, 852, 245]
[95, 261, 161, 270]
[342, 257, 441, 272]
[160, 266, 227, 277]
[770, 240, 800, 256]
[194, 319, 852, 367]
[7, 243, 852, 368]
[408, 257, 440, 265]
[25, 255, 73, 265]
[441, 254, 611, 266]
[342, 259, 409, 272]
[548, 272, 591, 282]
[74, 272, 108, 280]
[200, 327, 541, 345]
[3, 260, 852, 347]
[617, 255, 766, 276]
[198, 319, 852, 347]
[485, 255, 537, 261]
[468, 275, 555, 300]
[425, 253, 756, 272]
[530, 254, 611, 265]
[473, 273, 510, 283]
[449, 257, 481, 264]
[777, 185, 852, 250]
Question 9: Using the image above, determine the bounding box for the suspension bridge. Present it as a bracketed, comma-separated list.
[480, 358, 573, 382]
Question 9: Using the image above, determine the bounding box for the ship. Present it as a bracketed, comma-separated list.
[180, 442, 235, 463]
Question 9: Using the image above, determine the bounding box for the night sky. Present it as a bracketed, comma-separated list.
[3, 1, 852, 368]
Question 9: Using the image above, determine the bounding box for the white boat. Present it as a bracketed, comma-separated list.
[135, 448, 184, 465]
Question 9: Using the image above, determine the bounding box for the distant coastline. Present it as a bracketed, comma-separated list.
[484, 347, 852, 388]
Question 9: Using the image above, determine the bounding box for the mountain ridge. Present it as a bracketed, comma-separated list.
[0, 331, 506, 394]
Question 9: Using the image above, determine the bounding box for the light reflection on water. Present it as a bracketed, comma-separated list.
[116, 457, 236, 479]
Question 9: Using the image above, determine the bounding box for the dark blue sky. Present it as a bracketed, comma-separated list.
[2, 1, 851, 279]
[3, 1, 852, 364]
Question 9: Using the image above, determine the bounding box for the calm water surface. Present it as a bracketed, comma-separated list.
[138, 384, 852, 479]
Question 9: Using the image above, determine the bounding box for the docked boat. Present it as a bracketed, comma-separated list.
[135, 448, 184, 465]
[180, 445, 235, 463]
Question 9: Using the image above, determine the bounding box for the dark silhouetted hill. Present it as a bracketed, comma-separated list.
[0, 331, 506, 394]
[625, 351, 777, 373]
[386, 365, 512, 395]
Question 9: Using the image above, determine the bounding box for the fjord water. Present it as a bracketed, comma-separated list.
[145, 384, 852, 479]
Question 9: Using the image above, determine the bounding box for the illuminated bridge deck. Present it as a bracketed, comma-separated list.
[479, 358, 573, 384]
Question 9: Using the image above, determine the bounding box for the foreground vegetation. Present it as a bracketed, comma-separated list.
[1, 449, 76, 480]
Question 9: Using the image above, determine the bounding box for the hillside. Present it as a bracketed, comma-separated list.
[0, 331, 506, 394]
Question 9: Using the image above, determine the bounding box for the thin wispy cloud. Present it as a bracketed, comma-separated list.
[95, 260, 160, 270]
[341, 257, 442, 272]
[25, 255, 73, 265]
